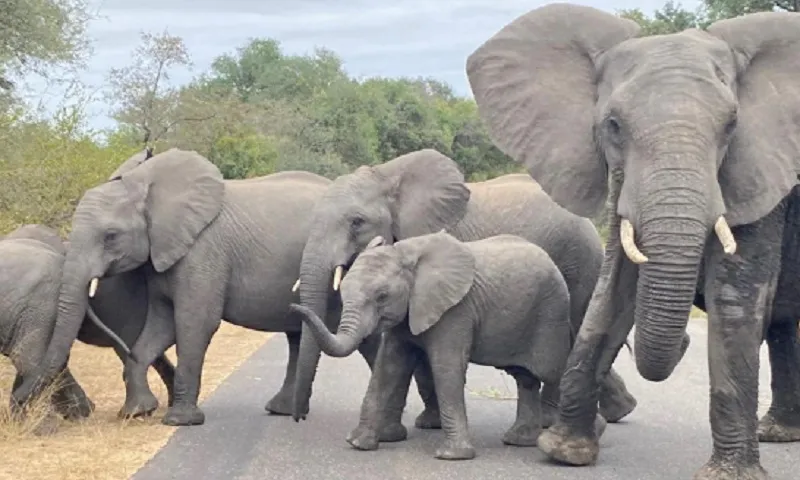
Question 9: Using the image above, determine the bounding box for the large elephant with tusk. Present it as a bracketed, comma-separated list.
[290, 151, 641, 429]
[466, 3, 800, 479]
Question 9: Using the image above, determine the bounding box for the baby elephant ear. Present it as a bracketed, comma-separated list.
[366, 235, 386, 250]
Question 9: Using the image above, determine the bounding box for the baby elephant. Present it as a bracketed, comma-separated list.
[290, 231, 606, 460]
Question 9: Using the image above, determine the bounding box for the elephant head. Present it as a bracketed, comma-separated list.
[292, 149, 471, 415]
[12, 148, 225, 405]
[466, 4, 800, 381]
[290, 232, 475, 357]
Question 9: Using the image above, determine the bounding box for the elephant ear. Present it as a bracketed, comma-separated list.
[373, 149, 470, 239]
[707, 12, 800, 227]
[465, 3, 640, 218]
[121, 148, 225, 272]
[108, 148, 154, 181]
[403, 232, 475, 336]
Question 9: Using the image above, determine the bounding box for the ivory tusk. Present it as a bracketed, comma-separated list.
[620, 219, 649, 264]
[88, 278, 99, 298]
[714, 216, 737, 255]
[332, 265, 344, 291]
[291, 278, 300, 293]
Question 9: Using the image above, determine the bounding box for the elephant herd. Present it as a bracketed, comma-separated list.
[2, 3, 800, 480]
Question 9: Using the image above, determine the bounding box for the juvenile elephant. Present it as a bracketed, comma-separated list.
[290, 232, 606, 460]
[12, 148, 346, 426]
[466, 4, 800, 478]
[291, 149, 639, 427]
[0, 224, 149, 433]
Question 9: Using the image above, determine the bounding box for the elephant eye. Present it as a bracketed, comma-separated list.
[606, 116, 621, 138]
[351, 216, 365, 228]
[104, 230, 118, 244]
[376, 290, 389, 303]
[724, 115, 738, 137]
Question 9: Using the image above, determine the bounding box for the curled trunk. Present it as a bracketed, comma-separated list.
[292, 304, 368, 358]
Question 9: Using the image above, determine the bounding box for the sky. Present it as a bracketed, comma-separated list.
[30, 0, 701, 130]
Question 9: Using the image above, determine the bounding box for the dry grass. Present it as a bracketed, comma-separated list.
[0, 323, 273, 480]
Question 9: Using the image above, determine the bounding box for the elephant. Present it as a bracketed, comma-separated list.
[0, 224, 153, 433]
[11, 148, 350, 427]
[290, 232, 607, 460]
[465, 3, 800, 479]
[291, 148, 639, 429]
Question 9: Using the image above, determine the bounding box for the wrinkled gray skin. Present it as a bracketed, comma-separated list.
[0, 224, 169, 434]
[291, 232, 606, 460]
[13, 148, 340, 426]
[292, 149, 639, 428]
[466, 4, 800, 479]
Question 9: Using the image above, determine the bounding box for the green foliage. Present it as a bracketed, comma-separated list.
[2, 0, 785, 236]
[619, 0, 794, 35]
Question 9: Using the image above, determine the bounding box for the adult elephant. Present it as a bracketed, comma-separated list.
[11, 148, 346, 426]
[466, 4, 800, 479]
[0, 224, 161, 431]
[291, 149, 640, 428]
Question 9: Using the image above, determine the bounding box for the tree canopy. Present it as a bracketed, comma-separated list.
[0, 0, 789, 234]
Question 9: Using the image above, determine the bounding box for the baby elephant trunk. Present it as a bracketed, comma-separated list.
[289, 304, 371, 358]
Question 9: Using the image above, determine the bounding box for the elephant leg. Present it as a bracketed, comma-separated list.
[758, 318, 800, 442]
[693, 228, 779, 480]
[265, 331, 300, 415]
[502, 368, 541, 447]
[51, 367, 94, 420]
[537, 249, 637, 465]
[120, 299, 175, 419]
[356, 333, 441, 433]
[425, 335, 474, 461]
[412, 354, 441, 430]
[152, 354, 176, 407]
[161, 281, 224, 427]
[597, 367, 637, 423]
[346, 333, 416, 450]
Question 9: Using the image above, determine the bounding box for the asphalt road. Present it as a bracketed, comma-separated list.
[130, 319, 797, 480]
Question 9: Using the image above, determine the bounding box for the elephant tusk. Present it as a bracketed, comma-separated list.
[620, 219, 648, 264]
[88, 278, 99, 298]
[714, 216, 737, 255]
[291, 278, 300, 293]
[332, 265, 344, 292]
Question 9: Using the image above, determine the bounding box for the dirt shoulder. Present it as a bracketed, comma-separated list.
[0, 324, 273, 480]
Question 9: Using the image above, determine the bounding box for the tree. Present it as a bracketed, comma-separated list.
[0, 0, 92, 112]
[105, 30, 209, 148]
[619, 1, 707, 34]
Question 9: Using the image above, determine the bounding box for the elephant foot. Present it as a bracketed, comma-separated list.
[435, 438, 476, 460]
[378, 422, 408, 442]
[502, 422, 542, 447]
[414, 407, 441, 429]
[118, 392, 159, 419]
[598, 390, 637, 423]
[346, 425, 379, 451]
[693, 460, 768, 480]
[33, 412, 61, 436]
[58, 397, 95, 421]
[757, 412, 800, 442]
[537, 418, 604, 466]
[162, 404, 205, 426]
[264, 390, 293, 416]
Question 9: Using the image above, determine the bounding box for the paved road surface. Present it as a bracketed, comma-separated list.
[131, 319, 797, 480]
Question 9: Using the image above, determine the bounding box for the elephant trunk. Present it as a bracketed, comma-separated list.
[292, 303, 369, 358]
[625, 172, 715, 382]
[293, 243, 341, 417]
[13, 251, 93, 405]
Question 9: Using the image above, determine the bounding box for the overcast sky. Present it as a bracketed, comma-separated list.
[34, 0, 701, 130]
